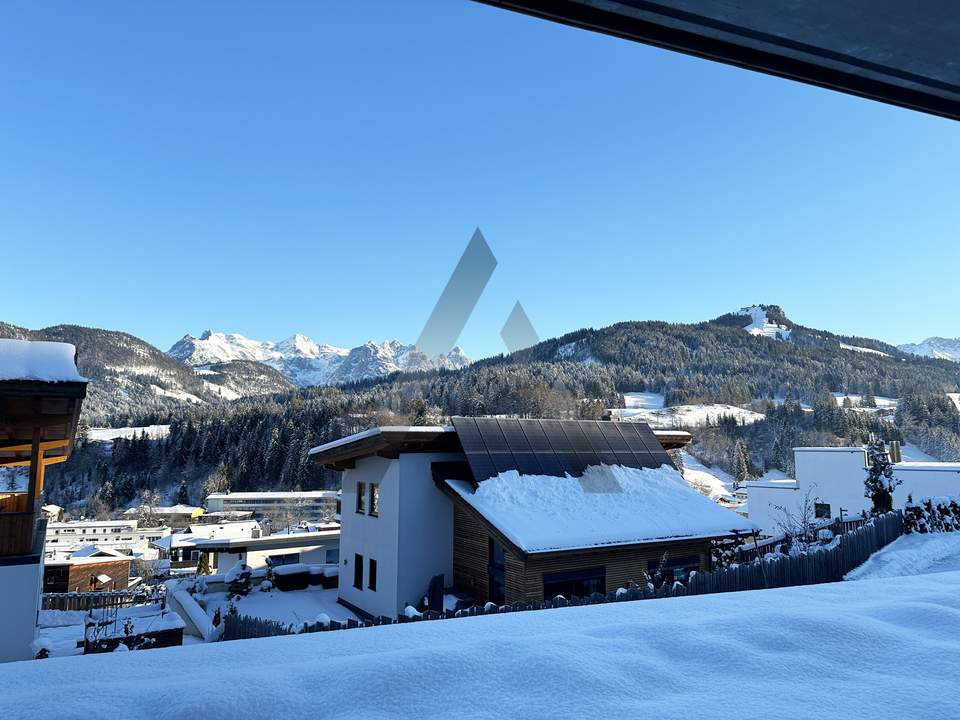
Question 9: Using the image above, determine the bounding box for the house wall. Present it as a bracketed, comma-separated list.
[0, 558, 44, 662]
[395, 452, 458, 612]
[337, 456, 401, 618]
[748, 448, 960, 536]
[213, 540, 338, 571]
[46, 559, 131, 593]
[451, 504, 710, 604]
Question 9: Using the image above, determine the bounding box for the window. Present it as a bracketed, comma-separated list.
[543, 567, 606, 600]
[815, 502, 831, 519]
[488, 538, 506, 605]
[368, 558, 377, 591]
[325, 548, 339, 564]
[353, 553, 363, 589]
[370, 483, 379, 517]
[268, 553, 301, 566]
[356, 482, 366, 514]
[190, 550, 200, 561]
[648, 555, 701, 586]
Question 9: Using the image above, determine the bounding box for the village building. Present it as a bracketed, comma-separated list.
[192, 525, 340, 572]
[152, 521, 261, 570]
[122, 503, 205, 530]
[746, 442, 960, 535]
[43, 547, 133, 593]
[309, 418, 755, 619]
[0, 339, 87, 662]
[205, 490, 340, 522]
[45, 518, 171, 555]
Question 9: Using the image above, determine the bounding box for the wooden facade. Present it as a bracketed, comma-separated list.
[43, 558, 132, 593]
[452, 504, 713, 605]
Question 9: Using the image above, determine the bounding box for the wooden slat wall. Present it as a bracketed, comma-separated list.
[452, 501, 713, 605]
[452, 505, 491, 603]
[520, 539, 710, 602]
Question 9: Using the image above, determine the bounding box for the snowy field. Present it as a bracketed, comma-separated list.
[846, 532, 960, 581]
[4, 572, 960, 719]
[680, 452, 735, 500]
[88, 425, 171, 442]
[612, 392, 764, 429]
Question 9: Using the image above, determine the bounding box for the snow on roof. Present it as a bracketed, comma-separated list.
[895, 462, 960, 472]
[0, 339, 86, 383]
[123, 504, 203, 515]
[446, 464, 758, 554]
[68, 545, 130, 559]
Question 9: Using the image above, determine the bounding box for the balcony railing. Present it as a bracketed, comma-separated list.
[0, 493, 43, 557]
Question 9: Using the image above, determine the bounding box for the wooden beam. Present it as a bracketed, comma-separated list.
[0, 454, 68, 468]
[0, 438, 70, 453]
[26, 428, 41, 510]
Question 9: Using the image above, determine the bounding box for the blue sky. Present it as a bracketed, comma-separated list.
[2, 1, 957, 360]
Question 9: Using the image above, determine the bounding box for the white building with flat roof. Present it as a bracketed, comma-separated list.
[205, 490, 339, 521]
[746, 445, 960, 535]
[45, 519, 171, 554]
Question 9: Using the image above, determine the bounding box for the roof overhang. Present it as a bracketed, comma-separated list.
[0, 379, 88, 472]
[309, 423, 691, 470]
[474, 0, 960, 121]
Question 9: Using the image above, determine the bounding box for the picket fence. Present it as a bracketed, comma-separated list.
[221, 511, 904, 642]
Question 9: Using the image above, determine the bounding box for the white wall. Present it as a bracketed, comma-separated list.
[395, 452, 457, 613]
[213, 541, 338, 571]
[338, 456, 401, 618]
[337, 451, 461, 618]
[895, 465, 960, 502]
[0, 559, 43, 663]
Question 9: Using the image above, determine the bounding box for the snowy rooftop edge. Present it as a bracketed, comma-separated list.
[0, 339, 87, 383]
[446, 464, 758, 554]
[308, 425, 454, 455]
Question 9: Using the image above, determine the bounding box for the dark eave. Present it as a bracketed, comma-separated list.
[473, 0, 960, 121]
[309, 426, 462, 471]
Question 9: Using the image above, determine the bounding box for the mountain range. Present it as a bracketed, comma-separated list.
[897, 337, 960, 363]
[168, 331, 470, 387]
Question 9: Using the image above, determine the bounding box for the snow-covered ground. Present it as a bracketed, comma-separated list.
[611, 393, 764, 429]
[839, 342, 890, 357]
[87, 425, 171, 442]
[846, 532, 960, 581]
[203, 586, 356, 628]
[5, 572, 960, 719]
[948, 393, 960, 412]
[680, 452, 735, 501]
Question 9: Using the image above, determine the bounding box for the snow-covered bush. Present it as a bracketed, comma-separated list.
[904, 495, 960, 534]
[864, 439, 901, 514]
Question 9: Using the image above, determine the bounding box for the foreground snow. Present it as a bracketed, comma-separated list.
[203, 586, 356, 628]
[4, 572, 960, 719]
[846, 532, 960, 581]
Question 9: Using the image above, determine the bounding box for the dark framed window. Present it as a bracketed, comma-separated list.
[648, 555, 701, 585]
[815, 502, 831, 519]
[370, 483, 379, 517]
[326, 548, 339, 564]
[356, 482, 366, 514]
[268, 552, 301, 566]
[368, 558, 377, 591]
[543, 567, 606, 600]
[488, 537, 506, 605]
[353, 553, 363, 589]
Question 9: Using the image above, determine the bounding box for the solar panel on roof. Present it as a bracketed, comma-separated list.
[451, 416, 499, 482]
[539, 419, 586, 476]
[451, 417, 671, 480]
[497, 418, 544, 476]
[578, 421, 620, 466]
[516, 420, 565, 477]
[474, 418, 519, 474]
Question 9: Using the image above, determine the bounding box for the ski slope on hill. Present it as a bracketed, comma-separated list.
[612, 392, 765, 428]
[3, 572, 959, 720]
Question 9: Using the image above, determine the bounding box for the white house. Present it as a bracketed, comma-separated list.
[45, 519, 171, 554]
[308, 420, 700, 619]
[192, 526, 340, 572]
[746, 445, 960, 535]
[205, 490, 339, 521]
[152, 521, 261, 568]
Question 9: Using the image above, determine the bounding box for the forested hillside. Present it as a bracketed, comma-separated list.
[30, 306, 960, 516]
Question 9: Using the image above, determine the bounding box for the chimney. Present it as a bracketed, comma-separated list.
[889, 440, 902, 463]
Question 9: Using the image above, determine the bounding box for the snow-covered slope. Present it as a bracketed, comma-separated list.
[740, 305, 791, 340]
[898, 337, 960, 362]
[4, 572, 959, 720]
[169, 331, 470, 387]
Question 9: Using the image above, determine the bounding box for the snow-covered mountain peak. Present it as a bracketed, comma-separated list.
[898, 337, 960, 363]
[168, 331, 471, 387]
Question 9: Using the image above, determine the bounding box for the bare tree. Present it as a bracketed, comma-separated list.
[772, 483, 822, 553]
[137, 489, 162, 528]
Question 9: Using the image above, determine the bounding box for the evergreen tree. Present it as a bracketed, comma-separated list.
[864, 438, 900, 514]
[176, 479, 190, 506]
[734, 440, 752, 488]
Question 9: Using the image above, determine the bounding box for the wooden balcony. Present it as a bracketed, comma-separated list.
[0, 509, 44, 557]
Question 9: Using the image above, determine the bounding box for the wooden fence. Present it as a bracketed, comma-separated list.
[42, 589, 163, 612]
[221, 512, 904, 642]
